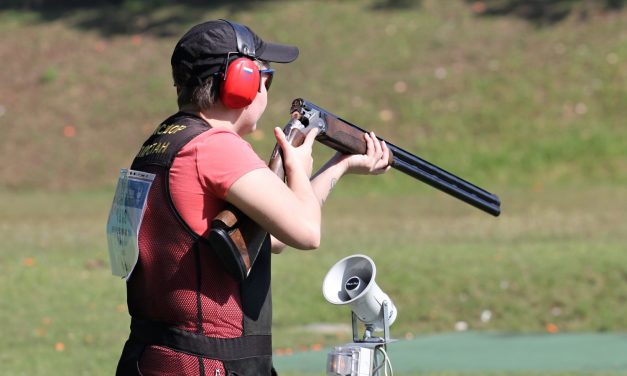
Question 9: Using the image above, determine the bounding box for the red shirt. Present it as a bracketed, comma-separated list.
[169, 128, 267, 238]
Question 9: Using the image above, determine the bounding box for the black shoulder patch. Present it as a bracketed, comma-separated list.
[131, 112, 210, 169]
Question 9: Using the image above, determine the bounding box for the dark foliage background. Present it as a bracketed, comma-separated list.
[2, 0, 625, 37]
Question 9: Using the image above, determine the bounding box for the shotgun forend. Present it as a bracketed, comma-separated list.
[289, 98, 501, 217]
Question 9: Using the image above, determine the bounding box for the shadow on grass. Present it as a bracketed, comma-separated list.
[1, 0, 424, 37]
[1, 0, 625, 37]
[0, 0, 268, 37]
[464, 0, 625, 26]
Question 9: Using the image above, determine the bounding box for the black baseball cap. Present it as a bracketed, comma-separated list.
[171, 19, 299, 86]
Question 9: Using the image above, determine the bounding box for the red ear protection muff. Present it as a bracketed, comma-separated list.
[220, 57, 260, 109]
[217, 20, 262, 109]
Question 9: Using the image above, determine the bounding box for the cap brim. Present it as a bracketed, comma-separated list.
[258, 42, 299, 63]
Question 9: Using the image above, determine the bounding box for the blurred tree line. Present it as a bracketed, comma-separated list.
[4, 0, 625, 12]
[1, 0, 624, 34]
[0, 0, 261, 36]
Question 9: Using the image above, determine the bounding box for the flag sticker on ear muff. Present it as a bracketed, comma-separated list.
[243, 67, 254, 74]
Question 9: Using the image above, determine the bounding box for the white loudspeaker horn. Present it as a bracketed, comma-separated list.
[322, 254, 397, 331]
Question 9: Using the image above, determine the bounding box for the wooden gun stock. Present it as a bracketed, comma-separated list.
[208, 116, 308, 281]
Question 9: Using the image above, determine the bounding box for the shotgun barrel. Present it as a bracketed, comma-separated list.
[291, 98, 501, 217]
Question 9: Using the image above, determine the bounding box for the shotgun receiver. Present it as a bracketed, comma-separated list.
[209, 98, 501, 281]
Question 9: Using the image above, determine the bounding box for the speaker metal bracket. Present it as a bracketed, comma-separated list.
[351, 300, 392, 349]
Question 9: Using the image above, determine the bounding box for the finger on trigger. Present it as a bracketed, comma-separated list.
[274, 127, 289, 148]
[304, 127, 319, 146]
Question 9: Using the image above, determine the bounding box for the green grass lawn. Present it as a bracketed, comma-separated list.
[1, 0, 627, 374]
[1, 185, 625, 375]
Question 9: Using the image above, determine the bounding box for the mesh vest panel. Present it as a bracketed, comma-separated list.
[126, 165, 243, 338]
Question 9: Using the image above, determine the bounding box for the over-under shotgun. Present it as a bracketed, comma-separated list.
[209, 98, 501, 281]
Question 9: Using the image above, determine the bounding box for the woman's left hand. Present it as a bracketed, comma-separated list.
[340, 131, 391, 175]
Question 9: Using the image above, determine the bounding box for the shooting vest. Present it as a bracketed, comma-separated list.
[122, 112, 273, 375]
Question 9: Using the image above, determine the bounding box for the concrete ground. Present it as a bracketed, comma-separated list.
[274, 332, 627, 374]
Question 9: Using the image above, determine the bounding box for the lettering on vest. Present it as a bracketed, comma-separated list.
[153, 123, 188, 136]
[137, 142, 170, 158]
[133, 115, 207, 168]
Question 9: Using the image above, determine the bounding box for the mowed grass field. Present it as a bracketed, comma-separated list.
[1, 0, 627, 375]
[1, 186, 626, 375]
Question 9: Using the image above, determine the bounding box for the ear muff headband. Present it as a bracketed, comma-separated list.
[224, 20, 256, 57]
[219, 20, 260, 109]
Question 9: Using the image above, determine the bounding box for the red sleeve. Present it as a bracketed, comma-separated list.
[195, 129, 268, 199]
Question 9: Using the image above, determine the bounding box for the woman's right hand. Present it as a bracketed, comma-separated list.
[273, 127, 319, 178]
[226, 127, 322, 250]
